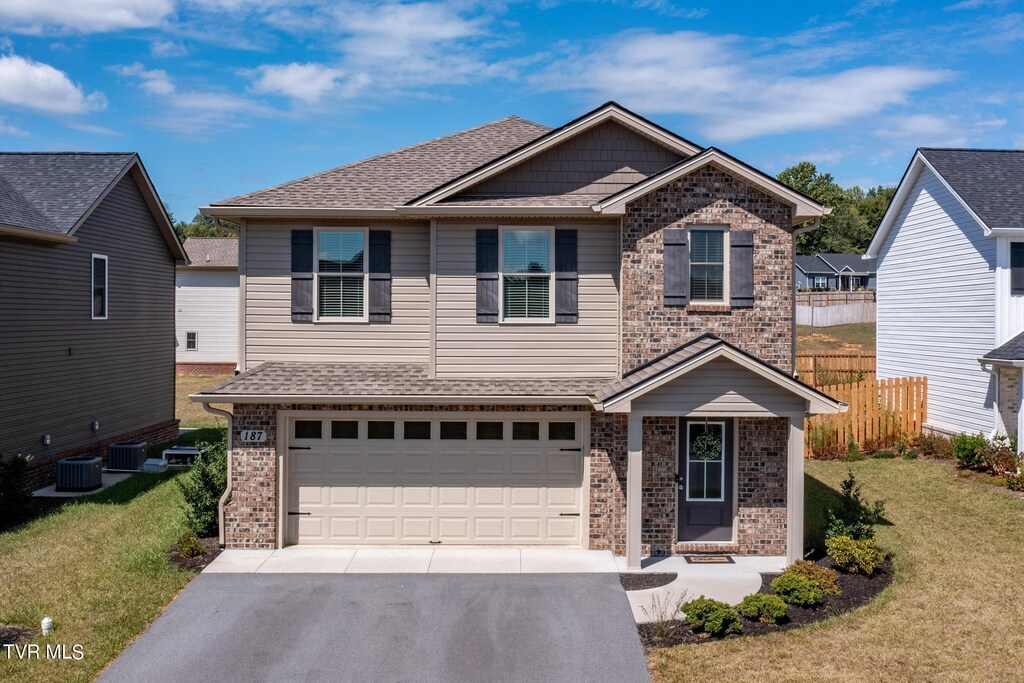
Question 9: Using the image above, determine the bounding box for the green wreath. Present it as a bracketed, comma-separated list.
[692, 431, 723, 461]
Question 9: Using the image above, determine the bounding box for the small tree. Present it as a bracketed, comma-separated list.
[176, 438, 227, 537]
[825, 471, 885, 540]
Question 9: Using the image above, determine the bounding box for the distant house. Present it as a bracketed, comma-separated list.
[868, 147, 1024, 438]
[795, 253, 876, 290]
[176, 237, 238, 374]
[0, 153, 187, 487]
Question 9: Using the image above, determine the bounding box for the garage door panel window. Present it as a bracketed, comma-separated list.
[403, 421, 432, 439]
[440, 421, 468, 440]
[547, 422, 576, 441]
[331, 420, 358, 439]
[295, 420, 323, 439]
[512, 422, 540, 440]
[476, 422, 504, 440]
[367, 421, 395, 439]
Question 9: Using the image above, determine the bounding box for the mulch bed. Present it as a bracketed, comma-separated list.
[169, 537, 223, 572]
[620, 573, 678, 591]
[0, 624, 38, 647]
[638, 556, 894, 649]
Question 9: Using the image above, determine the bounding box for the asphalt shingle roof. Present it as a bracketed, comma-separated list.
[816, 253, 877, 273]
[595, 335, 720, 402]
[0, 153, 136, 235]
[919, 148, 1024, 229]
[985, 331, 1024, 361]
[213, 117, 551, 209]
[795, 255, 832, 274]
[182, 237, 238, 268]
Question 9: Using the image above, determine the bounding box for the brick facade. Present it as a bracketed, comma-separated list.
[620, 162, 795, 373]
[996, 367, 1021, 438]
[177, 362, 237, 375]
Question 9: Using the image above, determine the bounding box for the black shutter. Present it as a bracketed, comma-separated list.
[729, 230, 754, 308]
[368, 230, 392, 322]
[291, 230, 314, 323]
[555, 229, 578, 324]
[1012, 243, 1024, 295]
[476, 229, 499, 323]
[663, 228, 689, 306]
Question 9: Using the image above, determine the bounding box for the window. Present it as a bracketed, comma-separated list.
[367, 421, 395, 439]
[689, 230, 725, 302]
[316, 229, 366, 320]
[91, 254, 108, 319]
[851, 276, 862, 289]
[440, 421, 468, 440]
[813, 275, 828, 289]
[294, 420, 323, 439]
[686, 421, 725, 501]
[185, 332, 198, 350]
[548, 422, 576, 441]
[501, 228, 553, 320]
[476, 422, 504, 440]
[403, 421, 431, 440]
[512, 422, 540, 440]
[331, 420, 358, 439]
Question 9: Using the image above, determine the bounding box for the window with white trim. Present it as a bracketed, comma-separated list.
[813, 275, 828, 289]
[91, 254, 108, 319]
[689, 229, 726, 302]
[686, 421, 725, 501]
[501, 228, 553, 320]
[186, 331, 198, 350]
[316, 230, 366, 320]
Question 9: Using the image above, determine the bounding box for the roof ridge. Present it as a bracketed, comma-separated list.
[215, 116, 551, 206]
[919, 147, 1024, 153]
[0, 151, 137, 156]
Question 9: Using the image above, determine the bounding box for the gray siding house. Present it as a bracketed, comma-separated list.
[795, 253, 876, 290]
[0, 153, 187, 487]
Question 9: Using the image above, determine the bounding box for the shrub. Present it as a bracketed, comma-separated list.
[873, 449, 896, 459]
[738, 594, 788, 623]
[177, 531, 206, 558]
[176, 437, 228, 537]
[786, 560, 841, 596]
[981, 436, 1020, 475]
[808, 423, 844, 460]
[1006, 472, 1024, 492]
[826, 535, 885, 575]
[770, 573, 824, 607]
[681, 596, 742, 637]
[825, 471, 886, 540]
[0, 454, 34, 528]
[952, 432, 987, 469]
[917, 431, 952, 458]
[844, 435, 863, 462]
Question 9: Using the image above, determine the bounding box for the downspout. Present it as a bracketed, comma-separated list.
[201, 403, 234, 547]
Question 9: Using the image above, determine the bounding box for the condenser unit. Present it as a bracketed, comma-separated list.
[107, 441, 148, 471]
[56, 456, 102, 492]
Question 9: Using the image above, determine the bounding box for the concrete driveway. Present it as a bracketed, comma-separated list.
[100, 573, 650, 683]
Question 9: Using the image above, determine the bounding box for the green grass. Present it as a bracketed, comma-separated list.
[649, 459, 1024, 681]
[175, 374, 232, 428]
[796, 323, 876, 355]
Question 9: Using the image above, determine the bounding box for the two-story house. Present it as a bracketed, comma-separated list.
[869, 148, 1024, 441]
[193, 103, 843, 569]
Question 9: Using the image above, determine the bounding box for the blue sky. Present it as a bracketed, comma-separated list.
[0, 0, 1021, 221]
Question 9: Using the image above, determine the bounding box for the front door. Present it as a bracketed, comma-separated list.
[678, 419, 734, 542]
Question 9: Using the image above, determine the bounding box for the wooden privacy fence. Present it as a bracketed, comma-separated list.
[805, 376, 928, 458]
[796, 353, 876, 387]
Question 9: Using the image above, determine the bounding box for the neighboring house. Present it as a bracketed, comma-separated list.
[0, 153, 187, 487]
[795, 253, 876, 290]
[176, 237, 239, 374]
[193, 102, 844, 569]
[868, 147, 1024, 439]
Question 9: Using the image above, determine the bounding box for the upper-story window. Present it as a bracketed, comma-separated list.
[501, 228, 553, 321]
[91, 254, 108, 320]
[316, 229, 367, 321]
[689, 229, 727, 303]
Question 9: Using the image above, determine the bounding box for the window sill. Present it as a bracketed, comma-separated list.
[313, 318, 370, 324]
[498, 319, 557, 326]
[686, 303, 732, 313]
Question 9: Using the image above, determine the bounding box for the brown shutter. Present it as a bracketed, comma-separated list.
[291, 230, 314, 323]
[368, 230, 392, 322]
[555, 229, 578, 324]
[729, 230, 754, 308]
[663, 228, 689, 306]
[1012, 243, 1024, 295]
[476, 229, 499, 323]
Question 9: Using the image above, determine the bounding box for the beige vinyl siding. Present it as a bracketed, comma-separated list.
[0, 174, 175, 460]
[630, 358, 807, 415]
[435, 220, 619, 377]
[244, 221, 430, 366]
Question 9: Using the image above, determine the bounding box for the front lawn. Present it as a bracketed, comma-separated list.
[649, 459, 1024, 681]
[0, 428, 224, 683]
[175, 373, 232, 428]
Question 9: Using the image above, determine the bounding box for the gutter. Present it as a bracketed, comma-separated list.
[201, 403, 234, 548]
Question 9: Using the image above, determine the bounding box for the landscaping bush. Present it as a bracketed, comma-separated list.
[844, 435, 863, 462]
[952, 432, 987, 470]
[0, 454, 34, 528]
[1006, 471, 1024, 492]
[825, 471, 886, 540]
[917, 431, 953, 458]
[808, 423, 844, 460]
[177, 531, 206, 558]
[981, 436, 1020, 475]
[873, 449, 896, 459]
[681, 596, 742, 636]
[176, 437, 227, 537]
[738, 594, 788, 624]
[826, 535, 885, 575]
[770, 573, 824, 607]
[786, 560, 841, 596]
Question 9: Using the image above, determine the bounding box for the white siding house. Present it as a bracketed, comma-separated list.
[176, 237, 238, 370]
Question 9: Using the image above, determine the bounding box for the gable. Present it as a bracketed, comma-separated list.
[445, 120, 683, 201]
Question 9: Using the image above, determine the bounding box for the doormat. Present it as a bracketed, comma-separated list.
[683, 555, 735, 564]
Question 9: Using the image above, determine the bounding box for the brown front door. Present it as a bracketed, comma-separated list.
[678, 418, 734, 542]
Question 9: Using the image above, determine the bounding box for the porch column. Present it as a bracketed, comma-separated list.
[786, 415, 805, 565]
[626, 412, 643, 570]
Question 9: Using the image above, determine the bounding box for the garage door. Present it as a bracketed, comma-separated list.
[285, 414, 585, 546]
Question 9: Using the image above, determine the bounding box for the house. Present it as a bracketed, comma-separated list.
[868, 147, 1024, 438]
[0, 153, 187, 487]
[176, 237, 239, 374]
[795, 253, 877, 290]
[193, 102, 844, 569]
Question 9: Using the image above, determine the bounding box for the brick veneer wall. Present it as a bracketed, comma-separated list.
[176, 362, 237, 375]
[997, 367, 1021, 437]
[620, 162, 795, 374]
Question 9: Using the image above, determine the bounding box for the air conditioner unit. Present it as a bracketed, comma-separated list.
[56, 456, 102, 492]
[107, 441, 148, 471]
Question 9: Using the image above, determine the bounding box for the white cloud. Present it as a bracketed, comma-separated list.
[112, 62, 175, 94]
[250, 62, 351, 103]
[532, 30, 953, 142]
[848, 0, 897, 15]
[151, 39, 188, 57]
[875, 114, 1006, 146]
[0, 0, 174, 33]
[0, 118, 29, 136]
[0, 54, 106, 113]
[945, 0, 1010, 10]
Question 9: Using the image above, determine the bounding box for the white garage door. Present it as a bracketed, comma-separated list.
[285, 414, 585, 546]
